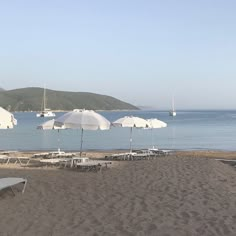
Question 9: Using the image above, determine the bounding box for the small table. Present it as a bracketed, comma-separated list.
[70, 157, 89, 168]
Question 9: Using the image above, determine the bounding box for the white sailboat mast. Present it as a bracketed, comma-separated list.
[36, 85, 55, 117]
[172, 96, 175, 111]
[43, 86, 46, 111]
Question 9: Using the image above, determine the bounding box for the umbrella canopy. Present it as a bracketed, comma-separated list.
[146, 118, 167, 149]
[37, 119, 65, 130]
[55, 109, 110, 130]
[55, 109, 111, 156]
[112, 116, 150, 153]
[112, 116, 150, 128]
[0, 107, 17, 129]
[147, 119, 167, 129]
[37, 119, 65, 152]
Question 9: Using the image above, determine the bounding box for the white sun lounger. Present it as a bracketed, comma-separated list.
[107, 152, 137, 160]
[39, 158, 70, 167]
[76, 160, 112, 172]
[40, 158, 62, 164]
[0, 155, 9, 164]
[33, 152, 50, 158]
[70, 157, 90, 167]
[0, 177, 27, 195]
[15, 157, 31, 166]
[3, 156, 31, 166]
[0, 151, 18, 155]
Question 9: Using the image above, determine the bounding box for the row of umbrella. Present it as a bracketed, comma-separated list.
[0, 107, 167, 154]
[37, 109, 167, 155]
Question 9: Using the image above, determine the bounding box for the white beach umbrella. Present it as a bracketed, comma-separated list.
[37, 119, 65, 152]
[146, 118, 167, 149]
[0, 107, 17, 129]
[54, 109, 111, 156]
[112, 116, 150, 153]
[147, 119, 167, 129]
[37, 119, 65, 130]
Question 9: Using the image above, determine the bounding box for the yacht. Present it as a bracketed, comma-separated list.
[37, 109, 56, 118]
[169, 96, 176, 117]
[36, 87, 56, 117]
[169, 110, 177, 117]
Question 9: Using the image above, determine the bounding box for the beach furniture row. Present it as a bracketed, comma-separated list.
[32, 151, 76, 159]
[39, 157, 112, 171]
[105, 149, 173, 161]
[0, 155, 31, 166]
[0, 153, 113, 172]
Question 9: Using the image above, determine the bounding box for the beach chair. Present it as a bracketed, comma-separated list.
[70, 157, 90, 167]
[0, 177, 27, 195]
[39, 158, 69, 167]
[0, 155, 9, 164]
[76, 160, 112, 172]
[106, 152, 137, 161]
[148, 148, 173, 157]
[32, 152, 50, 158]
[16, 157, 31, 166]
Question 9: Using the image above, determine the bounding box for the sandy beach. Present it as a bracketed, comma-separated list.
[0, 151, 236, 236]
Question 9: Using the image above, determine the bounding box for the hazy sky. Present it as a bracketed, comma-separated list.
[1, 0, 236, 109]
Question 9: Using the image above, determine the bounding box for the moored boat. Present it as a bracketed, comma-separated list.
[36, 87, 55, 118]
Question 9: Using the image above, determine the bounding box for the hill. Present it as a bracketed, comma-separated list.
[0, 87, 139, 111]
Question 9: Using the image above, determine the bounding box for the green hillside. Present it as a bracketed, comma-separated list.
[0, 87, 138, 111]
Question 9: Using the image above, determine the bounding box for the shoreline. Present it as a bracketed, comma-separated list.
[2, 149, 236, 159]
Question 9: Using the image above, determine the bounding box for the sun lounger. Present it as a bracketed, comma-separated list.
[0, 155, 9, 164]
[0, 177, 27, 195]
[32, 152, 50, 158]
[106, 149, 174, 161]
[70, 157, 90, 167]
[1, 156, 31, 166]
[0, 150, 18, 155]
[76, 160, 112, 172]
[33, 152, 75, 159]
[39, 158, 69, 167]
[33, 152, 63, 158]
[15, 157, 31, 166]
[107, 151, 157, 161]
[55, 152, 76, 158]
[47, 151, 66, 157]
[106, 152, 137, 160]
[158, 150, 173, 156]
[147, 149, 174, 156]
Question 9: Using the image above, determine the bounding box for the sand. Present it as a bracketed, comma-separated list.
[0, 151, 236, 236]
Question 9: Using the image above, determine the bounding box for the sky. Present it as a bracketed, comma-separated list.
[0, 0, 236, 110]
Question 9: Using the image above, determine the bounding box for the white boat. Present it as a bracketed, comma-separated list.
[169, 110, 176, 117]
[169, 97, 176, 117]
[36, 87, 56, 118]
[36, 109, 56, 118]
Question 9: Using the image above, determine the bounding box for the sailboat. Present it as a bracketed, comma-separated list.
[36, 87, 56, 118]
[169, 96, 176, 117]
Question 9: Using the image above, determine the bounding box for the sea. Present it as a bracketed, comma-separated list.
[1, 110, 236, 152]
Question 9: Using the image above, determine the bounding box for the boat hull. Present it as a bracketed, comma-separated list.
[169, 111, 177, 117]
[36, 111, 56, 117]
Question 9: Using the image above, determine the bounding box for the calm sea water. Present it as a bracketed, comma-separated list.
[1, 110, 236, 152]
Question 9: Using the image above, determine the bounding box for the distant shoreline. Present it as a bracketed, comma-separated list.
[3, 150, 236, 161]
[13, 109, 139, 113]
[13, 109, 236, 113]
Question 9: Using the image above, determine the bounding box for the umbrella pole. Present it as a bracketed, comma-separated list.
[80, 128, 84, 157]
[151, 128, 154, 149]
[129, 127, 133, 153]
[57, 129, 60, 152]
